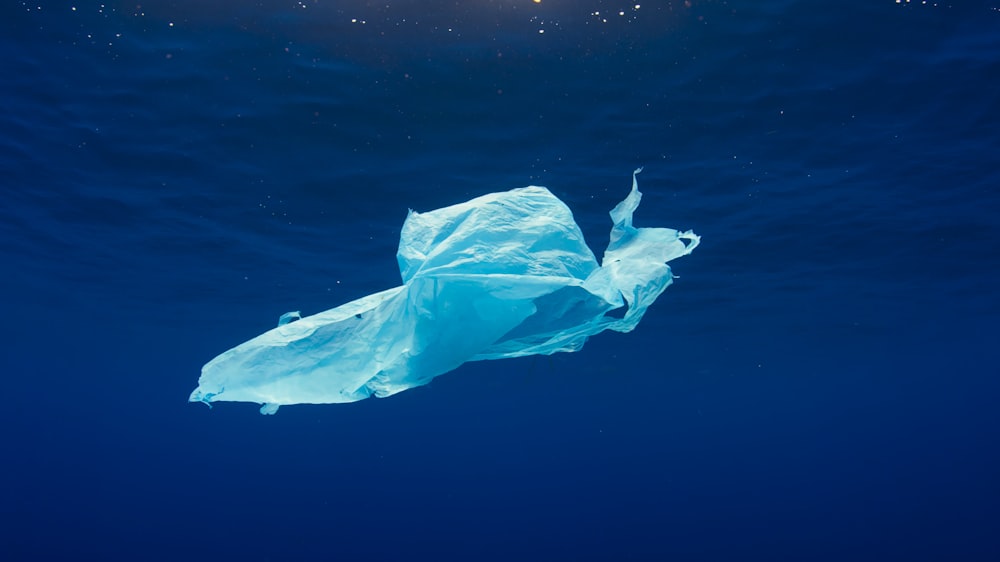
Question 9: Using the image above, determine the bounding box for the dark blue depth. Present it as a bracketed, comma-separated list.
[1, 1, 998, 560]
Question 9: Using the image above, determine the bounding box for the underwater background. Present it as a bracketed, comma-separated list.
[2, 1, 998, 560]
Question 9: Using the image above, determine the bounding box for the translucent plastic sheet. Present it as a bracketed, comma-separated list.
[189, 170, 699, 414]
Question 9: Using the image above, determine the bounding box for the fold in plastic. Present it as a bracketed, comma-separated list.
[189, 170, 699, 414]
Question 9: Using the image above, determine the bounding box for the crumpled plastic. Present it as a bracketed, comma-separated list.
[189, 169, 699, 414]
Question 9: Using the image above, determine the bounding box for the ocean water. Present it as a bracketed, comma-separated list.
[2, 1, 998, 560]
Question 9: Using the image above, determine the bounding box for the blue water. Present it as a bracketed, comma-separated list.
[3, 1, 999, 560]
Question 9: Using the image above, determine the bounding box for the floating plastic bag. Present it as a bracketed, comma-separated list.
[189, 170, 699, 414]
